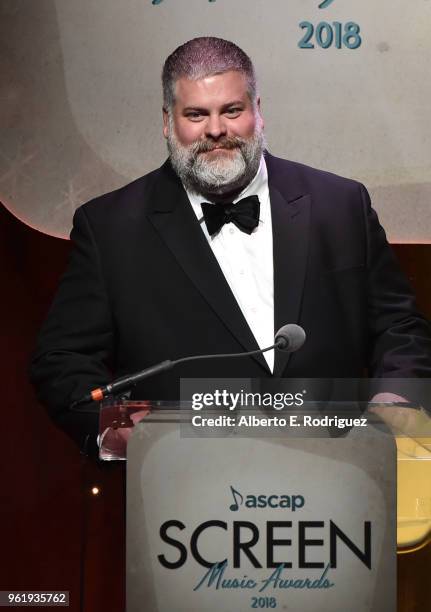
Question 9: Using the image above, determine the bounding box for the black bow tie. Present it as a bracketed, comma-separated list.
[201, 195, 260, 236]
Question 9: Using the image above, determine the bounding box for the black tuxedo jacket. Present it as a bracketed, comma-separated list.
[30, 153, 431, 441]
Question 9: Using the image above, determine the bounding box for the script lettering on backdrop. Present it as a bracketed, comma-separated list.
[151, 0, 362, 50]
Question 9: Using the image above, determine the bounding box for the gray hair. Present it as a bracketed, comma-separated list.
[162, 37, 257, 112]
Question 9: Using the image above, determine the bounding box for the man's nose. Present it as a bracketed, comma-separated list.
[205, 114, 227, 139]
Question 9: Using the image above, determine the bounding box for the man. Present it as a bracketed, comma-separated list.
[30, 37, 431, 448]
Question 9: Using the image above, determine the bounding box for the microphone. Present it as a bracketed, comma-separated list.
[274, 324, 306, 352]
[70, 323, 306, 409]
[70, 360, 173, 408]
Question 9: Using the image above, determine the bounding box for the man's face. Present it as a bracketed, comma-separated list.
[163, 70, 264, 199]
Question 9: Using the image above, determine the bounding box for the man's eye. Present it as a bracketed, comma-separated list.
[225, 108, 241, 116]
[186, 112, 203, 120]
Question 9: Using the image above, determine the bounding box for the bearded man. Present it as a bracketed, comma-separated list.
[30, 37, 431, 446]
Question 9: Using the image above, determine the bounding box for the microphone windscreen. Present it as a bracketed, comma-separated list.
[274, 324, 306, 353]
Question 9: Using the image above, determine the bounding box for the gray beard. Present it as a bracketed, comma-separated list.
[167, 123, 265, 201]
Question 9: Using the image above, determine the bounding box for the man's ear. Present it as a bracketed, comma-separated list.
[162, 108, 169, 139]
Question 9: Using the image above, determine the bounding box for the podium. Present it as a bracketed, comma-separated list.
[95, 399, 428, 612]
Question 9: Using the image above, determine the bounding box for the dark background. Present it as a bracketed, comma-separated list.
[2, 201, 430, 611]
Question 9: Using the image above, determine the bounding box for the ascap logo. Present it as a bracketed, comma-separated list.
[229, 486, 305, 512]
[157, 486, 371, 571]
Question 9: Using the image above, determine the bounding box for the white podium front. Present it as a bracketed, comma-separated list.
[125, 406, 396, 612]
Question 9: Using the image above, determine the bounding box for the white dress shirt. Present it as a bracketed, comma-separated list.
[186, 156, 275, 371]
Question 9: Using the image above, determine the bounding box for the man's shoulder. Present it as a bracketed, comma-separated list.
[265, 153, 364, 197]
[76, 162, 169, 222]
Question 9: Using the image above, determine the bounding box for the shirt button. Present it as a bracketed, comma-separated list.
[239, 269, 245, 275]
[251, 307, 257, 313]
[229, 228, 235, 235]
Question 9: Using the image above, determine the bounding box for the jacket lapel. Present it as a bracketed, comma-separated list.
[266, 155, 311, 377]
[147, 160, 270, 373]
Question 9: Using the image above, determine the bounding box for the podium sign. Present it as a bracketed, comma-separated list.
[126, 410, 396, 612]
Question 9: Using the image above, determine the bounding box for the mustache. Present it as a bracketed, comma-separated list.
[190, 136, 247, 155]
